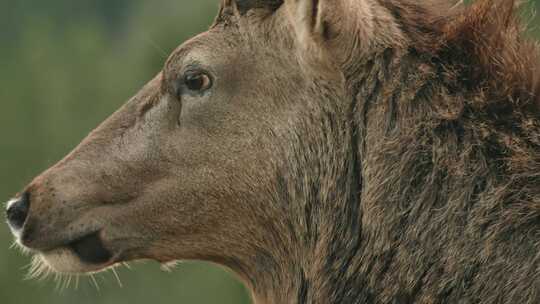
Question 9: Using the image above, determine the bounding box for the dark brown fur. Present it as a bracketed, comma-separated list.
[222, 0, 540, 302]
[341, 1, 540, 303]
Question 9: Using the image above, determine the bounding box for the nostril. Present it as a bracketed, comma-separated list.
[6, 191, 30, 230]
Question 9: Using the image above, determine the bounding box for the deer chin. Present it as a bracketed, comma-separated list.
[33, 232, 116, 275]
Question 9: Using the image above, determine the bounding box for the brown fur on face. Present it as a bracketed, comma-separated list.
[6, 0, 540, 303]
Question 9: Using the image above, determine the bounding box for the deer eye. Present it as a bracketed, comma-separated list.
[183, 71, 212, 93]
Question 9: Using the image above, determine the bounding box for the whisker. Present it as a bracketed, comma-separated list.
[21, 262, 33, 271]
[65, 275, 73, 291]
[160, 260, 182, 272]
[143, 35, 168, 59]
[90, 274, 101, 291]
[26, 256, 52, 281]
[111, 267, 123, 288]
[54, 273, 62, 291]
[59, 274, 68, 292]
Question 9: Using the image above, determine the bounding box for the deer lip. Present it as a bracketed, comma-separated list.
[66, 231, 112, 265]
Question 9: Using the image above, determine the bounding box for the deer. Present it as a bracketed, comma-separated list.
[5, 0, 540, 303]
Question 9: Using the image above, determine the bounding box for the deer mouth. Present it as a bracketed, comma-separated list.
[67, 231, 112, 265]
[34, 230, 116, 274]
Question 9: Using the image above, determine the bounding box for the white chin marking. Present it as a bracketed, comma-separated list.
[6, 198, 18, 210]
[40, 248, 106, 274]
[6, 198, 22, 239]
[10, 229, 22, 240]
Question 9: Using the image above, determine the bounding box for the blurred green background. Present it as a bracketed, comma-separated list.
[1, 1, 540, 303]
[0, 0, 251, 303]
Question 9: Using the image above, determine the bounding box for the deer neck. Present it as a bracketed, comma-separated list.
[250, 104, 363, 303]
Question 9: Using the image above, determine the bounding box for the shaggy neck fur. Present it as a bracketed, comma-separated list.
[246, 88, 363, 304]
[250, 51, 539, 304]
[221, 1, 540, 303]
[261, 2, 536, 304]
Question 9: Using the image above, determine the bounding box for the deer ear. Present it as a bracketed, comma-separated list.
[285, 0, 385, 69]
[286, 0, 332, 43]
[284, 0, 354, 68]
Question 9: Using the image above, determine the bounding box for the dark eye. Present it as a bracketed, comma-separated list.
[184, 72, 212, 93]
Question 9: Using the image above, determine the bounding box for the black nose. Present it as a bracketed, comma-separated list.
[6, 192, 30, 230]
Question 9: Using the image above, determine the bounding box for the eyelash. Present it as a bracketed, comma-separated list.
[176, 70, 213, 97]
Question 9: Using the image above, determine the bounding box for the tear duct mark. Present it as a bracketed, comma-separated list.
[311, 0, 319, 30]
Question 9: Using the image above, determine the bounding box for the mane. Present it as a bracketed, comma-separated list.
[348, 2, 540, 300]
[443, 0, 540, 112]
[364, 0, 540, 210]
[429, 0, 540, 199]
[406, 0, 540, 114]
[369, 0, 540, 222]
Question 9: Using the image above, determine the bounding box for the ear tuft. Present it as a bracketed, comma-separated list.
[235, 0, 283, 14]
